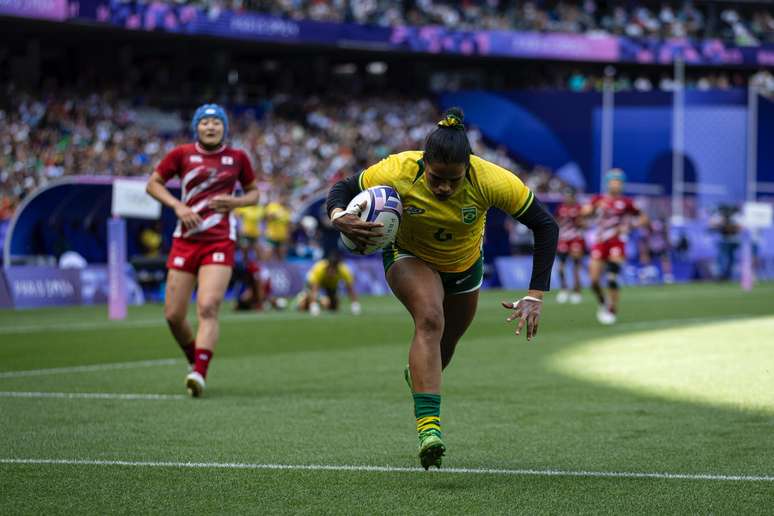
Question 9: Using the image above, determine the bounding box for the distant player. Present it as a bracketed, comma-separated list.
[146, 104, 258, 396]
[264, 195, 291, 260]
[584, 169, 646, 325]
[234, 241, 272, 311]
[639, 217, 673, 284]
[327, 108, 558, 469]
[297, 251, 361, 316]
[234, 203, 264, 256]
[555, 187, 586, 304]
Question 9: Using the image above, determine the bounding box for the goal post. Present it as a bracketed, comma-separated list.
[109, 179, 162, 320]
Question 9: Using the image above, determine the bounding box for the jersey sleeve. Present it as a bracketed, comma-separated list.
[358, 154, 401, 190]
[238, 150, 256, 186]
[338, 264, 354, 286]
[482, 163, 534, 218]
[155, 147, 183, 182]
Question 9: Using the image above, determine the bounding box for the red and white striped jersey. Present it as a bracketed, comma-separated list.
[156, 143, 256, 241]
[588, 194, 640, 242]
[556, 202, 584, 241]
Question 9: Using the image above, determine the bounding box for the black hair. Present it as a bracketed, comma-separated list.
[327, 249, 341, 264]
[423, 107, 472, 165]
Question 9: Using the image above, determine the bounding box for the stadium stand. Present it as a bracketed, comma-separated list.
[149, 0, 774, 45]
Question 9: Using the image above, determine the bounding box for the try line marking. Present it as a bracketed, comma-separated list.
[0, 458, 772, 482]
[0, 358, 180, 379]
[0, 391, 185, 401]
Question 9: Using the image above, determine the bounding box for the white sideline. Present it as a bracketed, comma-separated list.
[0, 358, 180, 379]
[0, 391, 185, 401]
[0, 458, 772, 482]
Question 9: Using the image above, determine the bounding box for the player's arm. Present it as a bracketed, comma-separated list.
[340, 266, 361, 314]
[489, 172, 558, 340]
[502, 198, 559, 339]
[210, 153, 260, 212]
[305, 263, 322, 316]
[146, 153, 202, 230]
[580, 199, 596, 217]
[209, 180, 260, 213]
[307, 281, 321, 316]
[326, 172, 383, 250]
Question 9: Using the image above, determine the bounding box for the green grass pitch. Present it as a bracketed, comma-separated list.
[1, 282, 773, 514]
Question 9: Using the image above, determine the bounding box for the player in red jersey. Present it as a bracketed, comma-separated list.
[583, 169, 646, 324]
[146, 104, 259, 396]
[555, 187, 586, 304]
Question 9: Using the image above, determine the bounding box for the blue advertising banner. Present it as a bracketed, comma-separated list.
[4, 267, 82, 309]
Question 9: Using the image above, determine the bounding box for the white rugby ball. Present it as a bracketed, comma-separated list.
[340, 186, 402, 255]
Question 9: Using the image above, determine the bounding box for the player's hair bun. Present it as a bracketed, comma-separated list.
[437, 107, 465, 130]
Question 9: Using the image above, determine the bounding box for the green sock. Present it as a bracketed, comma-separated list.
[413, 392, 441, 438]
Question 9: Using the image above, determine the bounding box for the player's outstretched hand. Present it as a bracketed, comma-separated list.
[175, 204, 203, 230]
[209, 195, 238, 213]
[331, 202, 383, 252]
[502, 295, 543, 341]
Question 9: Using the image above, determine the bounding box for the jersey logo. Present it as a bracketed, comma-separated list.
[433, 228, 453, 242]
[221, 156, 234, 165]
[461, 206, 477, 224]
[190, 155, 203, 163]
[455, 274, 472, 285]
[405, 206, 425, 215]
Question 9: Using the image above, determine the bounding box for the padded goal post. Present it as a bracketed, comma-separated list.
[109, 179, 162, 320]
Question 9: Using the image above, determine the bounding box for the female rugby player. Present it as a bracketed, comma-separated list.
[327, 108, 558, 469]
[146, 104, 259, 397]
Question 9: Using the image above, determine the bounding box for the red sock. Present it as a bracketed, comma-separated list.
[180, 340, 196, 365]
[193, 348, 213, 378]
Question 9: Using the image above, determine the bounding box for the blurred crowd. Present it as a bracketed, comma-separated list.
[563, 69, 774, 93]
[0, 88, 568, 221]
[167, 0, 774, 45]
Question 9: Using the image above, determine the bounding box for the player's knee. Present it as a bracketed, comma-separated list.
[164, 306, 186, 327]
[414, 309, 444, 337]
[197, 297, 221, 320]
[440, 340, 458, 369]
[606, 262, 621, 290]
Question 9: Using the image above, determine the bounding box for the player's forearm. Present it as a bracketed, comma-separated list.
[516, 198, 559, 292]
[326, 174, 361, 219]
[146, 176, 184, 211]
[234, 187, 260, 208]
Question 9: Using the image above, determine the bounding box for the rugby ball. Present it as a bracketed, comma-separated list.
[340, 186, 402, 255]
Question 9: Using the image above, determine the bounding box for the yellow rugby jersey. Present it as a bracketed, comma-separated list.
[264, 202, 291, 242]
[234, 205, 263, 239]
[358, 151, 534, 272]
[306, 260, 354, 290]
